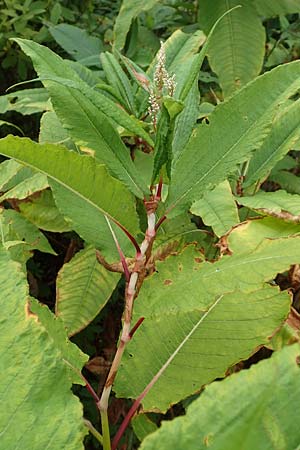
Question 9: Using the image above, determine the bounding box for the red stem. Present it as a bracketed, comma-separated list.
[155, 215, 167, 231]
[129, 317, 145, 338]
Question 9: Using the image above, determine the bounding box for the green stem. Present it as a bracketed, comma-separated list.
[100, 409, 111, 450]
[83, 419, 103, 445]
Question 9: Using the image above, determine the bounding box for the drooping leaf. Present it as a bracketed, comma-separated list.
[18, 189, 72, 233]
[14, 39, 150, 197]
[166, 60, 300, 218]
[49, 24, 103, 66]
[253, 0, 300, 16]
[270, 170, 300, 195]
[115, 236, 300, 410]
[0, 248, 88, 449]
[244, 99, 300, 190]
[226, 216, 300, 254]
[191, 180, 239, 237]
[0, 159, 23, 190]
[237, 190, 300, 222]
[199, 0, 265, 98]
[0, 172, 48, 202]
[0, 136, 140, 259]
[56, 246, 120, 336]
[113, 0, 160, 50]
[139, 344, 300, 450]
[0, 208, 56, 261]
[0, 88, 50, 115]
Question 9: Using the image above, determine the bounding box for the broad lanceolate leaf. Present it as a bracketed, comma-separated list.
[199, 0, 265, 98]
[244, 99, 300, 190]
[56, 246, 120, 336]
[115, 236, 300, 410]
[113, 0, 160, 50]
[237, 190, 300, 222]
[191, 180, 239, 237]
[0, 136, 140, 253]
[253, 0, 300, 16]
[14, 39, 150, 198]
[166, 60, 300, 218]
[140, 344, 300, 450]
[0, 249, 87, 449]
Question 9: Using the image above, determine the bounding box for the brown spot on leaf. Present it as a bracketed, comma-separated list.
[25, 301, 38, 322]
[178, 263, 183, 272]
[164, 279, 173, 286]
[194, 257, 202, 263]
[296, 355, 300, 366]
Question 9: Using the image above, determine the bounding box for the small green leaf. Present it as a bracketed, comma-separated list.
[56, 246, 120, 336]
[191, 180, 239, 237]
[49, 24, 103, 65]
[237, 190, 300, 221]
[19, 190, 72, 233]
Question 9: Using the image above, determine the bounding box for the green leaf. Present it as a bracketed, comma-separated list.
[18, 189, 72, 233]
[56, 246, 120, 336]
[49, 24, 102, 66]
[139, 344, 300, 450]
[244, 99, 300, 190]
[0, 172, 48, 202]
[237, 190, 300, 221]
[113, 0, 160, 50]
[166, 60, 300, 218]
[269, 170, 300, 195]
[115, 236, 300, 410]
[0, 88, 50, 115]
[191, 180, 239, 237]
[0, 136, 140, 258]
[14, 38, 150, 198]
[199, 0, 265, 98]
[253, 0, 300, 16]
[0, 248, 88, 449]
